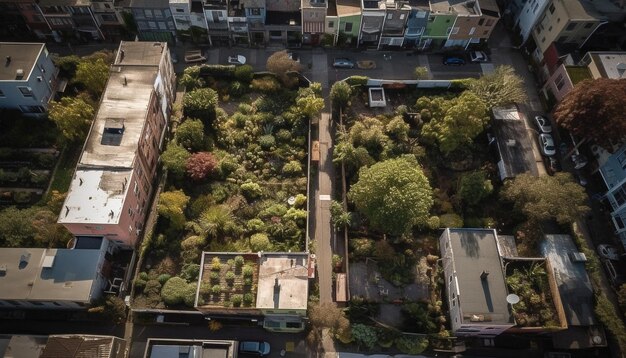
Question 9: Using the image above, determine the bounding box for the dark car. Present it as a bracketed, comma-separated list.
[239, 341, 270, 356]
[443, 56, 466, 65]
[602, 258, 626, 287]
[333, 58, 355, 69]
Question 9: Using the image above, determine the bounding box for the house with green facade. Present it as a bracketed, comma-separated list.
[333, 0, 361, 46]
[420, 10, 456, 49]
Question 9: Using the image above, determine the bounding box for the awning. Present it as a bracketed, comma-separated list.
[303, 21, 324, 34]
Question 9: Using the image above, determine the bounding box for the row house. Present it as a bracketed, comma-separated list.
[0, 42, 58, 116]
[203, 0, 229, 46]
[403, 1, 429, 48]
[0, 0, 32, 40]
[358, 0, 409, 49]
[265, 0, 301, 46]
[36, 0, 104, 42]
[129, 0, 177, 42]
[58, 41, 176, 249]
[302, 0, 326, 45]
[325, 0, 361, 46]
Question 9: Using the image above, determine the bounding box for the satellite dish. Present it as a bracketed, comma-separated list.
[506, 294, 520, 305]
[592, 335, 602, 345]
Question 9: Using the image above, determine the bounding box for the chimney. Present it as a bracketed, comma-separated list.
[480, 270, 489, 280]
[5, 56, 11, 66]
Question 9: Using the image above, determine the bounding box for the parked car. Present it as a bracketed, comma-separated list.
[184, 50, 206, 64]
[572, 153, 588, 169]
[333, 58, 355, 69]
[602, 258, 626, 287]
[228, 55, 246, 65]
[598, 244, 621, 261]
[469, 51, 489, 62]
[533, 115, 552, 133]
[538, 133, 556, 156]
[443, 56, 466, 66]
[238, 341, 270, 356]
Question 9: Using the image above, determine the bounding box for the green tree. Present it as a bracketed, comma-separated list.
[395, 336, 429, 354]
[420, 91, 488, 154]
[266, 50, 301, 86]
[160, 276, 188, 306]
[468, 65, 528, 109]
[183, 88, 218, 123]
[348, 157, 433, 235]
[158, 189, 190, 230]
[501, 172, 589, 224]
[75, 58, 109, 96]
[330, 200, 351, 229]
[308, 302, 351, 338]
[457, 170, 493, 206]
[176, 118, 205, 151]
[351, 324, 378, 350]
[235, 64, 254, 82]
[48, 96, 95, 143]
[161, 143, 191, 177]
[186, 152, 217, 181]
[330, 81, 352, 109]
[250, 233, 271, 251]
[349, 116, 389, 157]
[296, 86, 324, 119]
[0, 206, 36, 247]
[554, 78, 626, 149]
[414, 66, 429, 80]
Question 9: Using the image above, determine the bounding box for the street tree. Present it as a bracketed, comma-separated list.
[457, 170, 493, 207]
[348, 156, 433, 235]
[48, 96, 95, 143]
[330, 81, 352, 109]
[183, 88, 218, 123]
[75, 58, 109, 97]
[468, 65, 527, 109]
[554, 78, 626, 149]
[0, 206, 37, 247]
[266, 50, 301, 86]
[420, 91, 488, 154]
[158, 189, 190, 230]
[185, 152, 218, 181]
[176, 118, 205, 151]
[161, 143, 191, 177]
[501, 172, 589, 224]
[414, 66, 429, 80]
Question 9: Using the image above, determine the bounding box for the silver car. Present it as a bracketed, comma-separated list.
[533, 115, 552, 133]
[333, 58, 355, 69]
[469, 51, 489, 62]
[539, 133, 556, 156]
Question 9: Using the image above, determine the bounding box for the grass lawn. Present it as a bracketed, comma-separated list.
[42, 143, 81, 202]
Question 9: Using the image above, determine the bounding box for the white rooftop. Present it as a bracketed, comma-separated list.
[58, 169, 131, 225]
[0, 247, 103, 302]
[594, 52, 626, 79]
[492, 106, 521, 121]
[255, 253, 309, 311]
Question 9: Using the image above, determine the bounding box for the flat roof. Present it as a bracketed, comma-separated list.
[129, 0, 170, 8]
[589, 52, 626, 79]
[335, 0, 361, 16]
[0, 248, 102, 302]
[256, 253, 309, 311]
[492, 107, 538, 180]
[41, 335, 124, 358]
[430, 0, 479, 15]
[540, 234, 595, 326]
[447, 229, 514, 325]
[0, 335, 47, 358]
[144, 339, 236, 358]
[0, 43, 44, 82]
[58, 169, 131, 225]
[38, 0, 91, 6]
[116, 41, 167, 66]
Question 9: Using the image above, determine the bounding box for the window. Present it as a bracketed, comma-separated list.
[478, 18, 484, 26]
[557, 35, 568, 43]
[549, 3, 555, 13]
[532, 3, 539, 13]
[101, 14, 116, 21]
[557, 17, 560, 23]
[286, 322, 302, 328]
[19, 105, 45, 113]
[485, 19, 493, 26]
[0, 89, 4, 97]
[144, 9, 153, 18]
[541, 36, 546, 43]
[155, 10, 164, 18]
[565, 22, 577, 31]
[18, 87, 33, 97]
[400, 14, 405, 20]
[548, 25, 552, 31]
[387, 13, 392, 20]
[614, 215, 625, 230]
[450, 27, 459, 35]
[469, 27, 475, 35]
[328, 21, 333, 28]
[554, 73, 565, 90]
[104, 3, 111, 9]
[176, 8, 184, 13]
[617, 151, 626, 170]
[250, 8, 261, 15]
[344, 22, 352, 32]
[148, 21, 157, 29]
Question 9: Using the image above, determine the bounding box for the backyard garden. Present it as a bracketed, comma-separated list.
[133, 51, 322, 310]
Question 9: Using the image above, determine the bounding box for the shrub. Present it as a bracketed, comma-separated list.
[250, 233, 271, 251]
[235, 65, 254, 82]
[243, 293, 254, 305]
[229, 81, 246, 97]
[157, 274, 171, 285]
[251, 77, 281, 92]
[349, 238, 375, 258]
[351, 324, 377, 350]
[282, 160, 302, 176]
[183, 88, 218, 122]
[13, 191, 31, 203]
[139, 272, 149, 281]
[330, 81, 352, 109]
[275, 129, 292, 143]
[211, 257, 222, 271]
[199, 282, 212, 295]
[183, 283, 198, 307]
[176, 118, 205, 151]
[246, 218, 266, 233]
[426, 216, 440, 230]
[181, 263, 200, 282]
[211, 285, 222, 294]
[210, 271, 220, 282]
[240, 182, 263, 200]
[186, 152, 218, 181]
[294, 194, 307, 208]
[160, 277, 188, 306]
[258, 134, 276, 150]
[439, 213, 464, 228]
[225, 271, 236, 284]
[234, 255, 245, 268]
[232, 294, 243, 307]
[344, 76, 368, 87]
[243, 265, 254, 277]
[134, 278, 147, 290]
[243, 277, 253, 286]
[198, 64, 236, 78]
[395, 336, 429, 354]
[144, 280, 162, 308]
[181, 235, 205, 251]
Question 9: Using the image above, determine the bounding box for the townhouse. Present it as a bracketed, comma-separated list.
[0, 42, 58, 116]
[58, 41, 175, 249]
[129, 0, 177, 42]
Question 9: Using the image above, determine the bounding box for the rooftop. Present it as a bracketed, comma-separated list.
[587, 52, 626, 79]
[0, 43, 45, 82]
[41, 335, 126, 358]
[335, 0, 361, 16]
[491, 106, 538, 180]
[564, 0, 603, 20]
[129, 0, 170, 8]
[0, 335, 47, 358]
[115, 41, 168, 66]
[446, 229, 514, 326]
[256, 253, 309, 311]
[0, 247, 103, 303]
[144, 339, 236, 358]
[430, 0, 480, 15]
[565, 65, 592, 84]
[37, 0, 91, 6]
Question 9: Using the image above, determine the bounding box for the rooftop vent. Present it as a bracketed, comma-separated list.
[569, 252, 587, 262]
[0, 264, 6, 275]
[5, 56, 11, 66]
[506, 139, 516, 147]
[15, 68, 24, 80]
[42, 254, 56, 268]
[101, 118, 125, 146]
[480, 270, 489, 280]
[19, 252, 31, 269]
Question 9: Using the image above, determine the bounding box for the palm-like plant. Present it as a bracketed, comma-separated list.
[197, 205, 235, 239]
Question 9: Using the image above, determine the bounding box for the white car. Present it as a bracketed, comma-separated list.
[228, 55, 246, 65]
[533, 115, 552, 133]
[469, 51, 489, 62]
[598, 244, 620, 261]
[539, 133, 556, 156]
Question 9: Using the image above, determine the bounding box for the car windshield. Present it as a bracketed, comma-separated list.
[546, 145, 555, 151]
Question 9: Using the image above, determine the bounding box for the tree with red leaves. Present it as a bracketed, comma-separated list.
[554, 78, 626, 149]
[186, 152, 217, 181]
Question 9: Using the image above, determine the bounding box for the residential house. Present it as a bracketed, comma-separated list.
[331, 0, 361, 46]
[36, 0, 105, 41]
[507, 0, 551, 45]
[358, 0, 385, 48]
[202, 0, 230, 46]
[169, 0, 210, 43]
[91, 0, 127, 41]
[490, 106, 539, 181]
[0, 240, 110, 309]
[302, 0, 327, 46]
[196, 252, 311, 332]
[41, 335, 127, 358]
[265, 0, 301, 46]
[143, 339, 236, 358]
[129, 0, 177, 42]
[541, 235, 607, 350]
[230, 0, 254, 45]
[445, 0, 499, 49]
[0, 42, 58, 116]
[440, 228, 567, 337]
[378, 0, 410, 49]
[419, 2, 456, 49]
[58, 41, 175, 249]
[0, 335, 48, 357]
[0, 0, 33, 40]
[403, 0, 429, 48]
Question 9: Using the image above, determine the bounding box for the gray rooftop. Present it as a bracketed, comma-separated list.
[256, 253, 309, 311]
[37, 0, 91, 6]
[0, 43, 44, 82]
[129, 0, 170, 8]
[115, 41, 168, 66]
[0, 335, 47, 358]
[0, 248, 102, 303]
[145, 339, 236, 358]
[492, 107, 538, 180]
[430, 0, 480, 15]
[540, 234, 595, 326]
[447, 229, 514, 325]
[41, 335, 125, 358]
